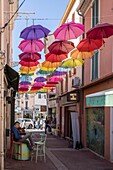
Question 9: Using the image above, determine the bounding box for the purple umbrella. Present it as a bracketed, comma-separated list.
[34, 76, 47, 82]
[19, 81, 31, 85]
[53, 71, 67, 76]
[20, 25, 50, 40]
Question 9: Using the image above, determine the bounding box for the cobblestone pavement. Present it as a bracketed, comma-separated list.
[5, 132, 113, 170]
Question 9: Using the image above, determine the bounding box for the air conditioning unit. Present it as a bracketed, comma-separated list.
[72, 77, 80, 87]
[8, 0, 14, 4]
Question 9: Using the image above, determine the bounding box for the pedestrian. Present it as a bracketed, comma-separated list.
[12, 121, 34, 152]
[45, 117, 52, 134]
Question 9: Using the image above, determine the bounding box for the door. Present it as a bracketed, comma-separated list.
[110, 107, 113, 161]
[70, 112, 80, 149]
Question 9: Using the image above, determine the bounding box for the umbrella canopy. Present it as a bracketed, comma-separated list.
[19, 52, 41, 62]
[53, 71, 67, 76]
[49, 76, 63, 82]
[86, 23, 113, 39]
[32, 82, 45, 88]
[40, 66, 56, 72]
[54, 22, 84, 40]
[20, 24, 50, 40]
[76, 38, 105, 52]
[19, 60, 39, 67]
[38, 88, 47, 93]
[45, 84, 57, 87]
[62, 58, 84, 67]
[34, 77, 47, 82]
[20, 66, 37, 74]
[48, 40, 75, 55]
[20, 75, 32, 81]
[36, 69, 52, 75]
[18, 40, 44, 53]
[41, 61, 61, 68]
[56, 66, 71, 72]
[70, 49, 94, 59]
[45, 53, 68, 62]
[19, 81, 31, 85]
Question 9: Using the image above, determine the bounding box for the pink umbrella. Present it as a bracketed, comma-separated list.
[54, 22, 84, 40]
[32, 82, 45, 87]
[49, 76, 63, 82]
[18, 40, 44, 53]
[19, 52, 41, 62]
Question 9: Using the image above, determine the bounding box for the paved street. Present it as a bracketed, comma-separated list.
[5, 132, 113, 170]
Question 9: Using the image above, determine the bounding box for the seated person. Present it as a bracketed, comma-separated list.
[12, 121, 34, 152]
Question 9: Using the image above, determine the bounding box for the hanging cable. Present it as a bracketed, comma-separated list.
[1, 0, 26, 30]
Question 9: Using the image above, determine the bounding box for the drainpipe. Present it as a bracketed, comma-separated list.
[77, 9, 85, 148]
[0, 0, 5, 169]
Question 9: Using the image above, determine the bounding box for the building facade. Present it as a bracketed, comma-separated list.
[0, 0, 19, 169]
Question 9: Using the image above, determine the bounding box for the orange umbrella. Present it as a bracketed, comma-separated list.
[41, 61, 62, 68]
[70, 49, 94, 59]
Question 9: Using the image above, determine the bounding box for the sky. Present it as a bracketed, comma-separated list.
[12, 0, 69, 71]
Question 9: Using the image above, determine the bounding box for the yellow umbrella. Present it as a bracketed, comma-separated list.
[38, 88, 47, 93]
[40, 66, 56, 72]
[41, 61, 62, 68]
[70, 49, 94, 59]
[62, 57, 84, 68]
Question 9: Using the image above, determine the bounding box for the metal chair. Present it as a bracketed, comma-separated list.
[33, 134, 47, 163]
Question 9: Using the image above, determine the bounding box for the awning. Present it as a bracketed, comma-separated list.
[4, 64, 19, 91]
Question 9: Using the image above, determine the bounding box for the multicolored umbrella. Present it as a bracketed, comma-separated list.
[86, 23, 113, 39]
[70, 49, 94, 59]
[54, 22, 84, 40]
[34, 77, 47, 82]
[48, 40, 75, 55]
[18, 40, 44, 53]
[45, 53, 68, 62]
[19, 52, 41, 61]
[19, 81, 31, 85]
[62, 58, 84, 68]
[20, 24, 50, 40]
[19, 60, 39, 67]
[76, 38, 105, 52]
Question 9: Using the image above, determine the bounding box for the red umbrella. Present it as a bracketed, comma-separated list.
[86, 23, 113, 39]
[45, 84, 57, 87]
[19, 53, 41, 62]
[18, 40, 44, 53]
[54, 22, 84, 40]
[48, 40, 75, 55]
[76, 38, 105, 52]
[19, 60, 39, 67]
[45, 53, 68, 62]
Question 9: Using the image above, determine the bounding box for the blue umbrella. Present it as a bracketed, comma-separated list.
[20, 75, 32, 81]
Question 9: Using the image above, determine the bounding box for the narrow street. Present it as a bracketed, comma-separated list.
[5, 132, 113, 170]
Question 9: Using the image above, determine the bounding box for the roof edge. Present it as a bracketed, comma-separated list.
[60, 0, 76, 26]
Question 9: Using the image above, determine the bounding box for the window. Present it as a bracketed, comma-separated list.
[38, 94, 41, 99]
[44, 95, 46, 99]
[17, 100, 20, 107]
[91, 0, 99, 81]
[25, 101, 28, 109]
[25, 93, 29, 99]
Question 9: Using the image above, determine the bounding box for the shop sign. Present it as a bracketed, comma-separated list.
[67, 91, 79, 102]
